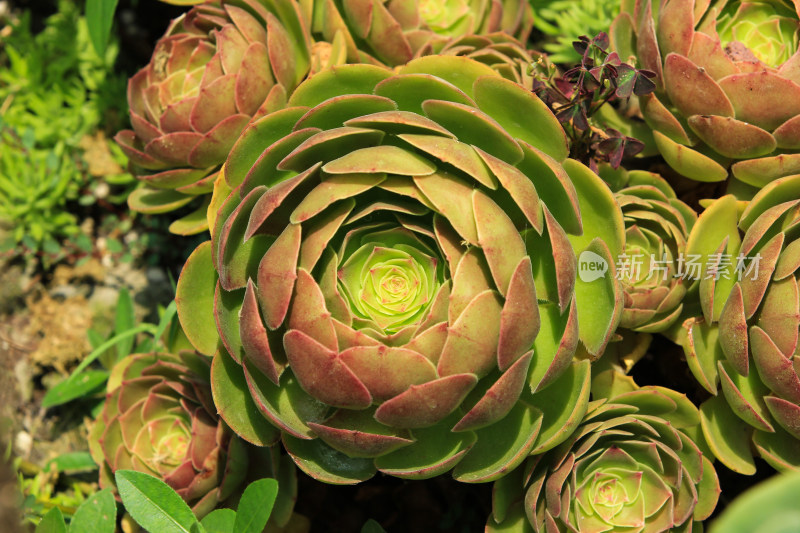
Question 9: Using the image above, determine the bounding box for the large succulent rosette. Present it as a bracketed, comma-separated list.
[176, 57, 626, 484]
[116, 0, 312, 234]
[611, 0, 800, 193]
[88, 352, 250, 517]
[488, 372, 720, 532]
[299, 0, 533, 66]
[600, 166, 698, 333]
[682, 175, 800, 474]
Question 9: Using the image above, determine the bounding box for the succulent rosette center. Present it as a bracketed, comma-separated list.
[591, 475, 630, 513]
[151, 421, 192, 470]
[337, 227, 444, 335]
[717, 1, 799, 66]
[418, 0, 472, 34]
[303, 0, 533, 67]
[574, 448, 671, 530]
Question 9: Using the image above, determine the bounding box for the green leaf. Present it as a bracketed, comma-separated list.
[85, 0, 119, 56]
[210, 351, 281, 447]
[176, 241, 220, 355]
[42, 324, 156, 408]
[199, 509, 236, 533]
[41, 370, 109, 408]
[169, 197, 212, 235]
[44, 452, 97, 474]
[232, 478, 278, 533]
[700, 396, 756, 475]
[710, 470, 800, 533]
[115, 470, 200, 533]
[69, 489, 116, 533]
[152, 301, 178, 351]
[573, 238, 621, 356]
[106, 237, 123, 253]
[43, 238, 61, 255]
[87, 329, 104, 351]
[114, 288, 135, 358]
[361, 519, 387, 533]
[35, 507, 67, 533]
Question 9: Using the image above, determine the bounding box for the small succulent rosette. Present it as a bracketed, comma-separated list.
[175, 56, 627, 484]
[600, 166, 698, 333]
[88, 352, 253, 517]
[300, 0, 533, 66]
[116, 0, 312, 235]
[431, 32, 536, 89]
[682, 174, 800, 474]
[488, 371, 720, 532]
[611, 0, 800, 193]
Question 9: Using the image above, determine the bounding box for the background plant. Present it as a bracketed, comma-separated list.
[529, 0, 619, 64]
[530, 33, 656, 171]
[0, 0, 131, 264]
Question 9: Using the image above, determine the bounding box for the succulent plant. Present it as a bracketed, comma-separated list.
[116, 0, 312, 235]
[434, 32, 535, 88]
[299, 0, 533, 66]
[681, 174, 800, 474]
[489, 371, 720, 532]
[530, 0, 620, 64]
[176, 56, 626, 484]
[88, 352, 254, 518]
[599, 166, 698, 333]
[611, 0, 800, 193]
[709, 469, 800, 533]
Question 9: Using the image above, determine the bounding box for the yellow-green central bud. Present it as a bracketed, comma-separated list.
[337, 229, 443, 335]
[150, 422, 190, 469]
[717, 1, 800, 66]
[417, 0, 472, 35]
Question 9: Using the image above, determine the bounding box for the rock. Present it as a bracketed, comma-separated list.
[89, 286, 120, 312]
[14, 431, 31, 458]
[50, 284, 80, 301]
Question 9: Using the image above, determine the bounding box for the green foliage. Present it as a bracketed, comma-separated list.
[17, 452, 100, 527]
[42, 292, 184, 409]
[116, 470, 279, 533]
[0, 130, 81, 253]
[231, 478, 279, 533]
[85, 0, 120, 56]
[117, 470, 198, 533]
[531, 0, 619, 64]
[361, 519, 387, 533]
[0, 0, 128, 260]
[710, 470, 800, 533]
[68, 489, 116, 533]
[34, 507, 66, 533]
[0, 0, 125, 145]
[29, 489, 116, 533]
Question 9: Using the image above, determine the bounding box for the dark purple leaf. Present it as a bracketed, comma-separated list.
[592, 32, 610, 51]
[615, 64, 656, 98]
